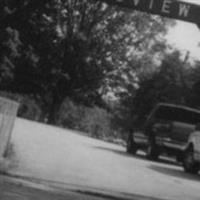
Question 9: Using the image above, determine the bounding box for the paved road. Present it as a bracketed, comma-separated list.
[4, 118, 200, 200]
[0, 175, 118, 200]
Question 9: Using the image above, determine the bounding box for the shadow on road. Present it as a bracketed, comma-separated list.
[1, 174, 167, 200]
[76, 189, 167, 200]
[94, 146, 179, 166]
[94, 146, 200, 182]
[149, 164, 200, 182]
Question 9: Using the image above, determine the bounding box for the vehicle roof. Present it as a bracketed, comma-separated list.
[156, 103, 200, 114]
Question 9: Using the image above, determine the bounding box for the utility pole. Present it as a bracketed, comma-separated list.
[180, 51, 190, 104]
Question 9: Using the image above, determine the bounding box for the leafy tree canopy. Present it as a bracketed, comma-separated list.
[0, 0, 174, 123]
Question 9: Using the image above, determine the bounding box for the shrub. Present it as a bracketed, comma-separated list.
[56, 98, 85, 129]
[18, 97, 41, 121]
[80, 106, 113, 139]
[57, 99, 115, 139]
[0, 91, 41, 121]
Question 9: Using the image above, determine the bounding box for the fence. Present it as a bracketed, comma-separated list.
[0, 97, 19, 158]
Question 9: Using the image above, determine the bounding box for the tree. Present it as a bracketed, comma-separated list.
[114, 51, 191, 131]
[100, 11, 174, 100]
[0, 0, 174, 124]
[0, 0, 111, 123]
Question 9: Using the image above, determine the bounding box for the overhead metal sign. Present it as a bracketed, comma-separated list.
[99, 0, 200, 24]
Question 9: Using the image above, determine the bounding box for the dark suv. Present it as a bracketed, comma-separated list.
[127, 103, 200, 163]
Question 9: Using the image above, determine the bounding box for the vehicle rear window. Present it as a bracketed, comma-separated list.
[154, 106, 200, 124]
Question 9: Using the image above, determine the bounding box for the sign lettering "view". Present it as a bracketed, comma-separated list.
[99, 0, 200, 24]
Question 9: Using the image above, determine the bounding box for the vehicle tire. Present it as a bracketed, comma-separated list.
[183, 146, 199, 174]
[146, 137, 159, 160]
[126, 133, 138, 154]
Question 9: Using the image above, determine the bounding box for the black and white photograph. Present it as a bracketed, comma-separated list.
[0, 0, 200, 199]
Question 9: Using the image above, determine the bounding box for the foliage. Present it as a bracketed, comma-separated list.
[17, 97, 41, 121]
[112, 51, 193, 131]
[0, 91, 41, 121]
[101, 13, 174, 99]
[57, 98, 114, 139]
[80, 106, 112, 139]
[56, 98, 85, 129]
[0, 0, 174, 125]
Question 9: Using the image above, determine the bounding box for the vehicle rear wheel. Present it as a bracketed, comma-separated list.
[146, 138, 159, 160]
[183, 146, 199, 174]
[126, 133, 138, 154]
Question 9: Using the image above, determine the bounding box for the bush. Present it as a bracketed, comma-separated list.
[57, 98, 115, 140]
[0, 91, 41, 121]
[56, 98, 85, 129]
[0, 93, 125, 143]
[80, 106, 113, 139]
[18, 97, 41, 121]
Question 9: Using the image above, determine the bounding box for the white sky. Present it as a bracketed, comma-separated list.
[183, 0, 200, 4]
[166, 0, 200, 60]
